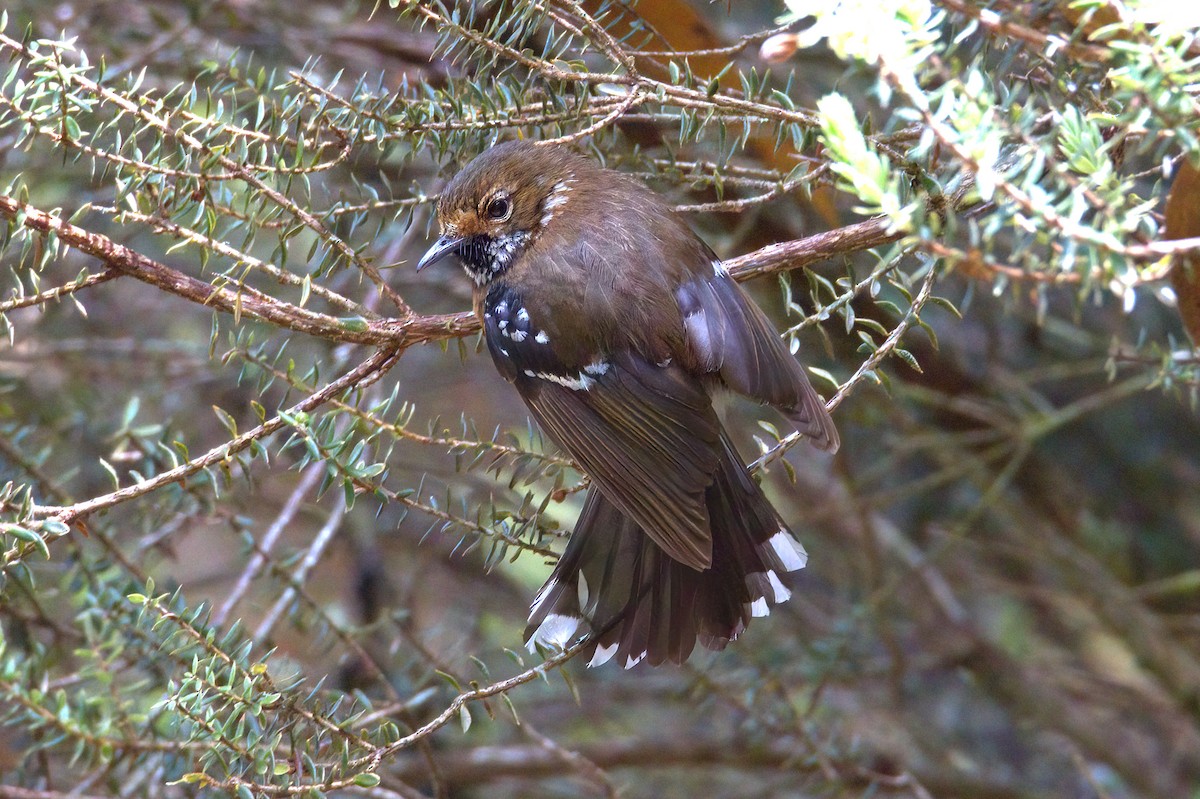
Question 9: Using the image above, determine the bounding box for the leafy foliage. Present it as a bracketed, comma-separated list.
[1, 1, 1199, 797]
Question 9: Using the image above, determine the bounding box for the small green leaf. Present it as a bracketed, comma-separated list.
[893, 347, 922, 373]
[122, 396, 141, 428]
[40, 519, 69, 536]
[352, 773, 381, 788]
[7, 526, 49, 559]
[212, 405, 239, 436]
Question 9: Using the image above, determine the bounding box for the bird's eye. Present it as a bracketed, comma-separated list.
[485, 195, 512, 221]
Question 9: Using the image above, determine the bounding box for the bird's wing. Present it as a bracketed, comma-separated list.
[677, 265, 840, 452]
[518, 353, 721, 571]
[482, 290, 720, 570]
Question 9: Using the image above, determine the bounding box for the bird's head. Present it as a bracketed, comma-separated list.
[417, 141, 583, 285]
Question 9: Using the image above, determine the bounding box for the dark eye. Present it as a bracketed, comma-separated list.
[485, 195, 511, 221]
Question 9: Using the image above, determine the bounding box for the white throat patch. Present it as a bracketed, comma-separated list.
[464, 230, 531, 286]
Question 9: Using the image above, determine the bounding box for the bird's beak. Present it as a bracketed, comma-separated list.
[416, 234, 465, 272]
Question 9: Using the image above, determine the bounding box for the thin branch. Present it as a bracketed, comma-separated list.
[20, 347, 398, 527]
[0, 193, 391, 344]
[90, 205, 376, 318]
[0, 268, 121, 312]
[0, 190, 908, 353]
[753, 259, 940, 471]
[212, 461, 325, 628]
[934, 0, 1109, 63]
[255, 488, 348, 640]
[0, 32, 411, 316]
[726, 215, 905, 281]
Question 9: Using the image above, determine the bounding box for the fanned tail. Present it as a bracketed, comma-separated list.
[524, 430, 807, 667]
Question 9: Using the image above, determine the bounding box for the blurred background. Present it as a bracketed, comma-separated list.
[1, 1, 1199, 797]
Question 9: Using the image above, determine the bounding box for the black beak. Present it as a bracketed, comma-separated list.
[416, 234, 465, 272]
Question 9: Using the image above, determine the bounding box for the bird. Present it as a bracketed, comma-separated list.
[417, 141, 838, 668]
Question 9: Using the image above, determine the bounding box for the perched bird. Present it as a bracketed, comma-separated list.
[418, 141, 838, 668]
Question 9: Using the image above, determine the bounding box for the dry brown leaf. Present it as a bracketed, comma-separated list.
[1166, 158, 1200, 345]
[582, 0, 727, 80]
[581, 0, 842, 226]
[1060, 0, 1123, 35]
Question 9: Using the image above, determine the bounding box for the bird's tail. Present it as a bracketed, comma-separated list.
[524, 429, 807, 668]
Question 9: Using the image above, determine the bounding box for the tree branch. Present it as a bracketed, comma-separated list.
[0, 193, 391, 344]
[20, 348, 398, 527]
[0, 192, 905, 349]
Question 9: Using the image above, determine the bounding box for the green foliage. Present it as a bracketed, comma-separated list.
[0, 1, 1198, 798]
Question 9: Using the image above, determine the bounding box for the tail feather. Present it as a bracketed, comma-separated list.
[524, 430, 806, 667]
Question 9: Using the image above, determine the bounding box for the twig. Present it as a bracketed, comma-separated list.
[255, 489, 348, 640]
[752, 259, 940, 471]
[0, 268, 121, 312]
[20, 348, 398, 526]
[0, 193, 391, 345]
[213, 461, 325, 627]
[0, 32, 411, 316]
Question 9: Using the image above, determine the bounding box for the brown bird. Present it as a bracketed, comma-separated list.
[418, 141, 838, 668]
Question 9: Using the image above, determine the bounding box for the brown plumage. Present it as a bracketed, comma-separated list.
[418, 141, 837, 667]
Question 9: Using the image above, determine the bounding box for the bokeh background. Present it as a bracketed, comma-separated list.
[2, 1, 1199, 798]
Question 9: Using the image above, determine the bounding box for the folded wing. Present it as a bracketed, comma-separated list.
[677, 266, 839, 452]
[513, 351, 722, 571]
